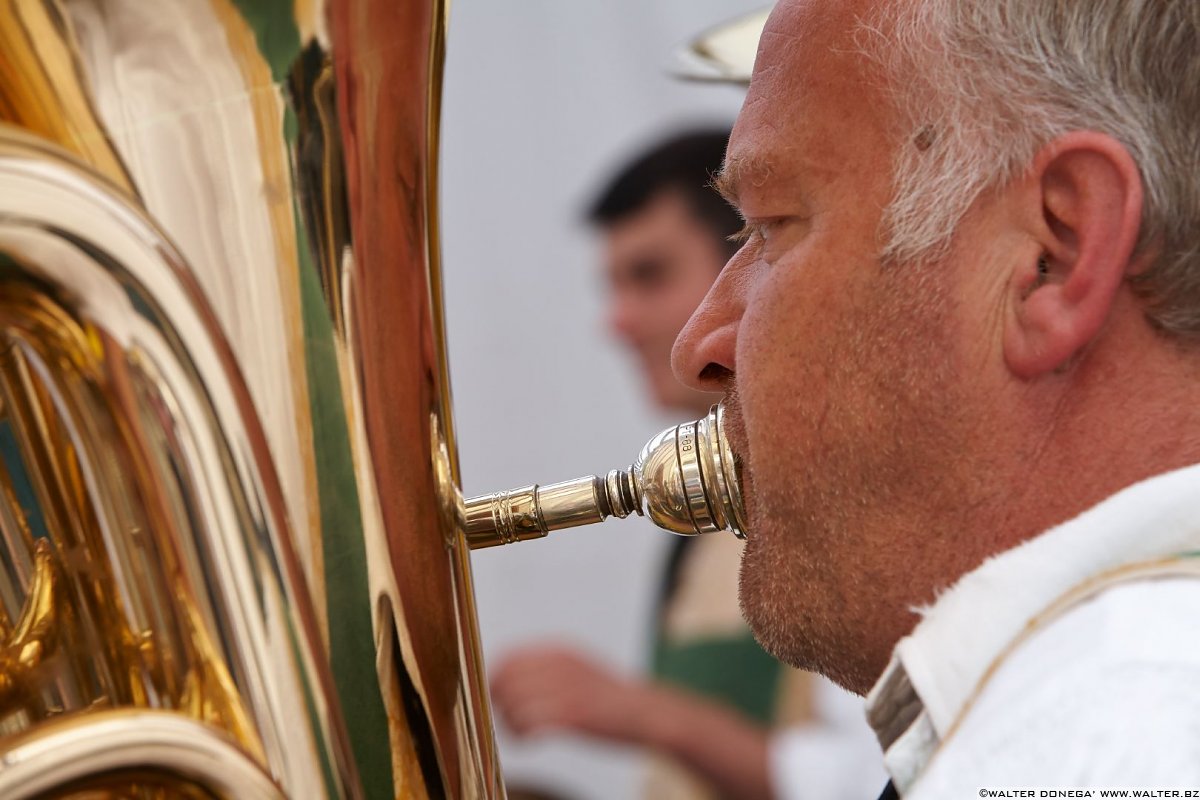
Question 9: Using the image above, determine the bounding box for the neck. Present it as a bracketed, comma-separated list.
[1000, 306, 1200, 555]
[858, 304, 1200, 694]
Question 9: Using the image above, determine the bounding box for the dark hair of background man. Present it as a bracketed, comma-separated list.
[587, 128, 741, 260]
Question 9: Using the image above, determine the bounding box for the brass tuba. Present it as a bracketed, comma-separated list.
[0, 1, 752, 797]
[0, 0, 499, 796]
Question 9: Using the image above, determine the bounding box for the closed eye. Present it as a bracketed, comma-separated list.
[728, 222, 756, 245]
[727, 219, 787, 245]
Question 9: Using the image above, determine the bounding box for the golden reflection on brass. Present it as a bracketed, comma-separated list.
[0, 539, 57, 710]
[0, 270, 260, 747]
[0, 709, 284, 799]
[0, 1, 132, 189]
[0, 0, 500, 797]
[329, 1, 501, 795]
[464, 405, 747, 549]
[0, 170, 314, 796]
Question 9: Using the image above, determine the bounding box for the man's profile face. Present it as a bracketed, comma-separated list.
[675, 0, 1012, 691]
[602, 188, 726, 415]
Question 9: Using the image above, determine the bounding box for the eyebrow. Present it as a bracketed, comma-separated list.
[712, 153, 774, 208]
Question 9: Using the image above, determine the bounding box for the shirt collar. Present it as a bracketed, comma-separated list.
[864, 462, 1200, 792]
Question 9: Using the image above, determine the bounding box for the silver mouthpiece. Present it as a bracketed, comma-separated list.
[463, 404, 746, 549]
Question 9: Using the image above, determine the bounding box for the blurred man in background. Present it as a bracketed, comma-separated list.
[490, 129, 883, 800]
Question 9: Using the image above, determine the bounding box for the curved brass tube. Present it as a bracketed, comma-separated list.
[0, 709, 284, 799]
[0, 130, 359, 797]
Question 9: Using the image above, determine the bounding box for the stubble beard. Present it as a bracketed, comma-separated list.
[736, 258, 982, 695]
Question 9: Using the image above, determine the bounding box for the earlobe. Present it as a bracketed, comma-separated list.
[1006, 277, 1089, 379]
[1003, 133, 1144, 380]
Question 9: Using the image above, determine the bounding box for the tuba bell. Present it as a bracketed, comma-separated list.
[0, 0, 500, 796]
[0, 1, 750, 797]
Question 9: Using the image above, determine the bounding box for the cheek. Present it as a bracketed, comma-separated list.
[738, 233, 857, 340]
[735, 260, 833, 399]
[732, 249, 879, 472]
[734, 275, 816, 474]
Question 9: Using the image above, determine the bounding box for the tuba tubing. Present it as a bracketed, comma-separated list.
[0, 129, 361, 798]
[0, 0, 501, 796]
[0, 709, 286, 799]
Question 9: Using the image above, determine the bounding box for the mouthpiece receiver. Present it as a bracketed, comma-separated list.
[463, 405, 746, 549]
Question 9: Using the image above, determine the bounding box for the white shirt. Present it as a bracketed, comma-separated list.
[864, 463, 1200, 796]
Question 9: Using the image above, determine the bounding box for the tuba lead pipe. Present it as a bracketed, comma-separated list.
[464, 404, 747, 548]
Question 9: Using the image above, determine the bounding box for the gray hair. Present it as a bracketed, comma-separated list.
[866, 0, 1200, 337]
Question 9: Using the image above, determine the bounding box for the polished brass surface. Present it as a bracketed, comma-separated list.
[0, 129, 354, 796]
[0, 0, 132, 188]
[0, 709, 285, 799]
[464, 405, 747, 548]
[329, 2, 501, 795]
[0, 1, 500, 797]
[0, 540, 58, 710]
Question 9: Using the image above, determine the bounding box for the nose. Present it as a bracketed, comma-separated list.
[671, 264, 744, 393]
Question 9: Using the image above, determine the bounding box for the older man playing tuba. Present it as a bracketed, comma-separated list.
[672, 0, 1200, 796]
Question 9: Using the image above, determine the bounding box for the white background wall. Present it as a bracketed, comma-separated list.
[441, 2, 763, 798]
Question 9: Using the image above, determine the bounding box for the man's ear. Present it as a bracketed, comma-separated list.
[1004, 132, 1145, 380]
